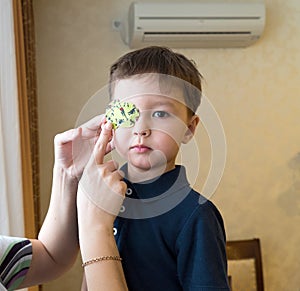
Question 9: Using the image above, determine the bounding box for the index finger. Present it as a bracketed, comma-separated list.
[54, 127, 81, 146]
[93, 122, 113, 165]
[79, 114, 105, 140]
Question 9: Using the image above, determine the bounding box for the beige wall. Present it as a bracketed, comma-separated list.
[33, 0, 300, 290]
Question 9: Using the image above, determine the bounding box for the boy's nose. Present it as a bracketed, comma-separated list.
[134, 129, 151, 137]
[133, 112, 151, 137]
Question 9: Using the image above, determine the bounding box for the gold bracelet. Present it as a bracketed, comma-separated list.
[82, 256, 122, 267]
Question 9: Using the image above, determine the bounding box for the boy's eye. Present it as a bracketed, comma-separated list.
[152, 111, 170, 118]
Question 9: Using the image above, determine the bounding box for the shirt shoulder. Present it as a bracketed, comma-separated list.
[176, 189, 226, 237]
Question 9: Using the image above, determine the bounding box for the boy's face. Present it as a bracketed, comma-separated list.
[112, 74, 199, 178]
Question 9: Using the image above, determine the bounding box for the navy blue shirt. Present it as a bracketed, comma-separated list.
[114, 165, 229, 290]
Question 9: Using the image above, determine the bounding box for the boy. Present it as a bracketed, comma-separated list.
[108, 47, 229, 290]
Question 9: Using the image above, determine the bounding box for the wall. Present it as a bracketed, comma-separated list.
[33, 0, 300, 290]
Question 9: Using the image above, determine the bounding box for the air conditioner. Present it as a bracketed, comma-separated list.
[118, 2, 266, 48]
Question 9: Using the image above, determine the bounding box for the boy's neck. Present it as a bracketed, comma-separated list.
[127, 163, 176, 183]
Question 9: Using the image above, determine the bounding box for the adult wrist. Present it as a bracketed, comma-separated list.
[79, 226, 116, 260]
[79, 222, 114, 239]
[53, 164, 79, 186]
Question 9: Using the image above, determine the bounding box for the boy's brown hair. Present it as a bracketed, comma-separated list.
[109, 46, 203, 114]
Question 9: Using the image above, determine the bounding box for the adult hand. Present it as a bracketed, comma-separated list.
[77, 122, 127, 230]
[54, 115, 114, 178]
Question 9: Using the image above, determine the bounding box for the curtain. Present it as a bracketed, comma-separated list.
[0, 1, 39, 289]
[0, 0, 25, 236]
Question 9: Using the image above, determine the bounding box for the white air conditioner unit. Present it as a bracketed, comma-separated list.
[118, 2, 266, 48]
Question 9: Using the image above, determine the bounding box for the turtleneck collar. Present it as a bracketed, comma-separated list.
[121, 165, 190, 199]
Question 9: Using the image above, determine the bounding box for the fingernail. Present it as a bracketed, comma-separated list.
[104, 122, 112, 130]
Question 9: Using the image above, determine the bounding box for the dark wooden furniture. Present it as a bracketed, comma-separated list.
[226, 238, 264, 291]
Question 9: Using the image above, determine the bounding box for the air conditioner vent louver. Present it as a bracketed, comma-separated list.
[144, 32, 252, 35]
[139, 17, 262, 20]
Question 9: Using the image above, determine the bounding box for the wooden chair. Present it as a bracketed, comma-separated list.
[226, 238, 264, 291]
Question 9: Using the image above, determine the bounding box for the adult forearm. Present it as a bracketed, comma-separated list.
[20, 166, 79, 286]
[38, 165, 79, 270]
[80, 227, 128, 291]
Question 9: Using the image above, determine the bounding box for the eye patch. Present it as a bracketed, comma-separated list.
[105, 100, 140, 129]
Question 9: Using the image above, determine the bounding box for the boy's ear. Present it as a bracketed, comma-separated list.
[182, 115, 200, 144]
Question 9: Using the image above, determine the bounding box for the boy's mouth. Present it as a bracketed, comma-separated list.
[130, 144, 152, 153]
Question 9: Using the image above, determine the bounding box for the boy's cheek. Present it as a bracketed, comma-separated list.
[113, 128, 131, 150]
[152, 121, 187, 141]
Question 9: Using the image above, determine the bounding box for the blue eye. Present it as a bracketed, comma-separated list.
[152, 111, 170, 118]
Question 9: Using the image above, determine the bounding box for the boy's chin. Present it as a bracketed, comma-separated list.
[130, 151, 167, 171]
[127, 161, 169, 182]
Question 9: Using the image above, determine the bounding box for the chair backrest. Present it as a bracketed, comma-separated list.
[226, 238, 264, 291]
